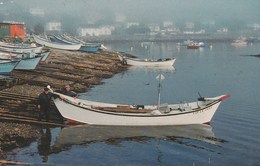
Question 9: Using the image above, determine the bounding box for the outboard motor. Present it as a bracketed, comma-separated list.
[197, 92, 205, 101]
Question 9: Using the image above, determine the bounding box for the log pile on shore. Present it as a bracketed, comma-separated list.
[0, 49, 127, 159]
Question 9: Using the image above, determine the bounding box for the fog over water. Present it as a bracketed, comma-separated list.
[0, 0, 259, 26]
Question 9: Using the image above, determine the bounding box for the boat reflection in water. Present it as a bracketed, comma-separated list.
[52, 124, 224, 153]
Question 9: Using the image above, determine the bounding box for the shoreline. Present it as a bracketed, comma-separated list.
[0, 48, 127, 159]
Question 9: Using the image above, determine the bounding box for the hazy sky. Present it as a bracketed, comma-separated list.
[1, 0, 259, 25]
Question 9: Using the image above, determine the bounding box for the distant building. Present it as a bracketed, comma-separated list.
[78, 26, 113, 37]
[0, 21, 25, 41]
[45, 22, 62, 33]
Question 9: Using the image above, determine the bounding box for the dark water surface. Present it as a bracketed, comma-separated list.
[7, 42, 260, 165]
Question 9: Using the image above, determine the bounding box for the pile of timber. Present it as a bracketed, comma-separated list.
[0, 91, 65, 127]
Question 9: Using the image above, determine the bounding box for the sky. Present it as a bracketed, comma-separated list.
[0, 0, 259, 28]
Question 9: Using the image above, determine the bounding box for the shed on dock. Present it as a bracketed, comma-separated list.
[0, 21, 25, 41]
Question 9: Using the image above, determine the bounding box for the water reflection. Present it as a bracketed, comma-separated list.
[51, 124, 224, 153]
[37, 127, 51, 162]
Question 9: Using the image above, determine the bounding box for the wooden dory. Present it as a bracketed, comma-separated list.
[53, 92, 229, 126]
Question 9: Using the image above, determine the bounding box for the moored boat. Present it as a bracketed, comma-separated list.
[117, 54, 176, 67]
[187, 42, 200, 49]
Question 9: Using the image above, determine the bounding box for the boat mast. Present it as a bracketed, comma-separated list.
[156, 74, 164, 110]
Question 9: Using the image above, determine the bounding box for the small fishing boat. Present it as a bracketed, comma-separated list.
[117, 54, 176, 67]
[32, 34, 82, 51]
[52, 93, 229, 126]
[49, 73, 229, 126]
[0, 60, 20, 75]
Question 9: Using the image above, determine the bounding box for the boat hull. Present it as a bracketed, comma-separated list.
[15, 56, 42, 70]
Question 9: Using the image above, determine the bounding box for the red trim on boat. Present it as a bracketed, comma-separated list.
[64, 118, 85, 125]
[203, 121, 211, 125]
[219, 94, 230, 101]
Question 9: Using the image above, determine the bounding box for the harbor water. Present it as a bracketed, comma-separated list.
[6, 41, 260, 165]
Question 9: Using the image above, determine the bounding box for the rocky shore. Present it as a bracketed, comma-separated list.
[0, 49, 127, 160]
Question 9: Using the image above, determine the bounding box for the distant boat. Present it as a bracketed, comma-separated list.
[0, 60, 20, 75]
[187, 42, 200, 49]
[181, 40, 194, 46]
[231, 38, 248, 47]
[117, 54, 176, 67]
[32, 34, 82, 51]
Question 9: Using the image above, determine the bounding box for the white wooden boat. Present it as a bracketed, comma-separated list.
[53, 124, 219, 152]
[118, 54, 176, 67]
[32, 34, 81, 50]
[52, 90, 229, 126]
[0, 45, 43, 54]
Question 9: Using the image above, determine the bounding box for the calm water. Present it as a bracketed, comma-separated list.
[7, 41, 260, 165]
